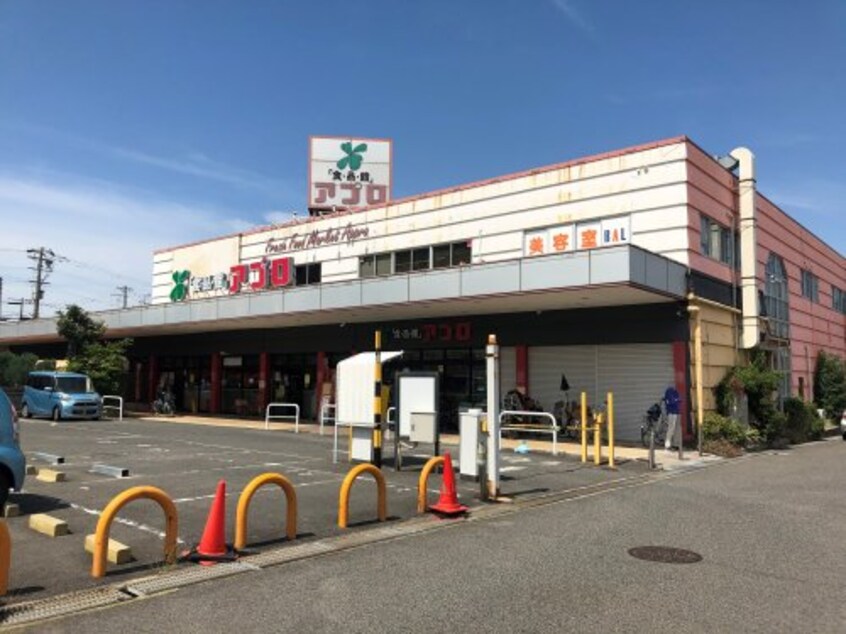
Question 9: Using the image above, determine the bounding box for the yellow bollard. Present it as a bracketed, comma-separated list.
[607, 392, 615, 468]
[338, 463, 387, 528]
[580, 392, 588, 463]
[0, 520, 9, 596]
[91, 486, 178, 578]
[235, 473, 297, 551]
[594, 413, 602, 466]
[417, 456, 446, 513]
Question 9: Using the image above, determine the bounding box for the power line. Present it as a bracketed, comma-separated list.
[27, 247, 67, 319]
[113, 285, 133, 309]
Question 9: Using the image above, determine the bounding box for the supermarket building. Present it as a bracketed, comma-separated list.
[1, 135, 843, 441]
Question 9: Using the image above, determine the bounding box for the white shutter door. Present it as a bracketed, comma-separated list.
[528, 345, 598, 414]
[597, 344, 674, 442]
[527, 344, 675, 443]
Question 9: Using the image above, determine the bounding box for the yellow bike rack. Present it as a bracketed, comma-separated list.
[417, 456, 446, 513]
[0, 520, 10, 596]
[338, 463, 386, 529]
[235, 472, 297, 550]
[91, 486, 178, 578]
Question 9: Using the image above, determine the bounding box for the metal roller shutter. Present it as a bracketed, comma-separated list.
[597, 344, 674, 442]
[529, 344, 674, 442]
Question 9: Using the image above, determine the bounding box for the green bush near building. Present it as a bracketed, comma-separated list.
[0, 351, 38, 387]
[813, 351, 846, 421]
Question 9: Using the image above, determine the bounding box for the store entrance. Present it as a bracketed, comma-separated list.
[270, 353, 318, 419]
[221, 354, 261, 416]
[393, 347, 486, 431]
[157, 355, 211, 414]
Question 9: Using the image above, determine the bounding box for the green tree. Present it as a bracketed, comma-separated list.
[68, 339, 132, 396]
[813, 351, 846, 419]
[0, 351, 38, 387]
[55, 304, 132, 396]
[715, 349, 783, 443]
[57, 304, 106, 358]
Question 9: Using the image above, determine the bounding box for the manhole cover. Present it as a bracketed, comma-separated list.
[628, 546, 702, 564]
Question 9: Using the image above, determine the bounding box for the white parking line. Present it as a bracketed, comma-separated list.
[68, 502, 186, 544]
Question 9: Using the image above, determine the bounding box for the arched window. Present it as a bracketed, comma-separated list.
[764, 253, 791, 401]
[764, 253, 789, 340]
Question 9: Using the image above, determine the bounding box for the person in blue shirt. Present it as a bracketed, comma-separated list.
[663, 386, 681, 451]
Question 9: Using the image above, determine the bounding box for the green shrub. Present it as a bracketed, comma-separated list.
[764, 411, 787, 445]
[783, 397, 822, 444]
[813, 351, 846, 420]
[703, 412, 747, 446]
[809, 415, 824, 441]
[715, 351, 781, 436]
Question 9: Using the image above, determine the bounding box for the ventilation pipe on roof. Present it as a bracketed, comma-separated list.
[730, 147, 759, 349]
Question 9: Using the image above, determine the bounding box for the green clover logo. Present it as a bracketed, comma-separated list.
[337, 141, 368, 171]
[170, 270, 190, 302]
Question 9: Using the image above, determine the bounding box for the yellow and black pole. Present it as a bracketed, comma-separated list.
[580, 391, 588, 463]
[373, 330, 383, 468]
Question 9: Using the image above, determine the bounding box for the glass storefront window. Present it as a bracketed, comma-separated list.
[395, 250, 411, 273]
[375, 253, 392, 276]
[412, 248, 430, 271]
[452, 241, 472, 266]
[433, 244, 451, 269]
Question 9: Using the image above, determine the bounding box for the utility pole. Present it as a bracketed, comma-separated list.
[0, 276, 3, 321]
[7, 298, 27, 321]
[27, 247, 58, 320]
[114, 285, 133, 309]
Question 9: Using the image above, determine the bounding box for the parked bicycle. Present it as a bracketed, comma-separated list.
[152, 388, 175, 417]
[640, 402, 666, 447]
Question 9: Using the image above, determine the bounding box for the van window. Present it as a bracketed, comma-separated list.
[55, 376, 91, 393]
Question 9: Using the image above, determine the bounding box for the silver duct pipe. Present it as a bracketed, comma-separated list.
[729, 147, 758, 349]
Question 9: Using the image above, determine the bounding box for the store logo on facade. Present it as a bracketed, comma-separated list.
[265, 222, 369, 255]
[337, 141, 367, 171]
[169, 257, 295, 303]
[311, 138, 389, 208]
[170, 270, 190, 302]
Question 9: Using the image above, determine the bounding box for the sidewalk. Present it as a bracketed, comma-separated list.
[132, 412, 720, 471]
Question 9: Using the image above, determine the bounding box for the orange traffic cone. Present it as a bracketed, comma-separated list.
[429, 452, 468, 516]
[187, 480, 236, 565]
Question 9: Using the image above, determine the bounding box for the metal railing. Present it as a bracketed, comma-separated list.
[102, 395, 124, 422]
[498, 410, 559, 456]
[319, 402, 336, 436]
[265, 402, 301, 432]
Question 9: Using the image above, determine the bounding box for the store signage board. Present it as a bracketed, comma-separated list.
[169, 256, 294, 303]
[309, 136, 392, 210]
[524, 215, 630, 257]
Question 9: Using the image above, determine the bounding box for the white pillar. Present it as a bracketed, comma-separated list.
[485, 334, 500, 497]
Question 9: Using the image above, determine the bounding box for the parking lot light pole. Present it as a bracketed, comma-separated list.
[485, 334, 500, 498]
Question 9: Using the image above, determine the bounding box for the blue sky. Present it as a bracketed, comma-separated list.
[1, 0, 844, 314]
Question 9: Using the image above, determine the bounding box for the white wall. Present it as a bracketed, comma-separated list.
[152, 141, 692, 303]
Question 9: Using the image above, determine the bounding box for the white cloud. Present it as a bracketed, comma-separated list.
[0, 171, 257, 316]
[109, 146, 287, 194]
[550, 0, 595, 35]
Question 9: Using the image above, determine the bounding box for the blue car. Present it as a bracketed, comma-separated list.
[0, 387, 26, 508]
[21, 371, 102, 421]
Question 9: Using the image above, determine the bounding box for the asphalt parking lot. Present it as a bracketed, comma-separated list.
[3, 417, 648, 605]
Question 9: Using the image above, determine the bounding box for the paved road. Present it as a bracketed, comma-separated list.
[5, 417, 644, 602]
[30, 437, 846, 632]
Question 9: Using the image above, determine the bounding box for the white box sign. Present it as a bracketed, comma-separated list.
[524, 215, 630, 256]
[309, 136, 392, 210]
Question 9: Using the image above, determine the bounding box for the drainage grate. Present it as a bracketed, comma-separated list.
[123, 561, 255, 596]
[0, 587, 129, 627]
[628, 546, 703, 564]
[246, 541, 336, 567]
